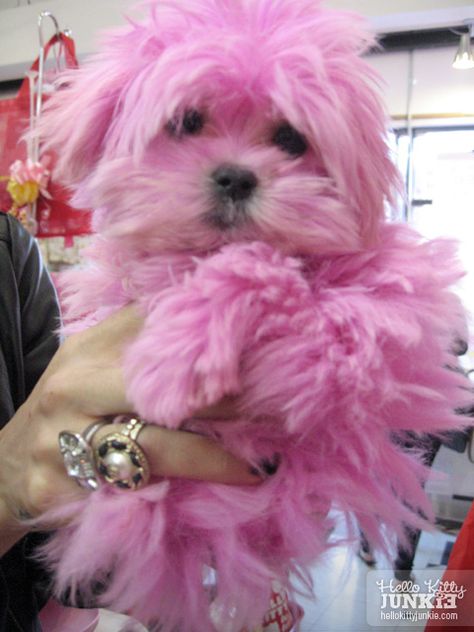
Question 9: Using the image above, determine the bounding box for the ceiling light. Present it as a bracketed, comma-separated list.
[453, 27, 474, 69]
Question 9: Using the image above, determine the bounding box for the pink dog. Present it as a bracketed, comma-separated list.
[38, 0, 470, 629]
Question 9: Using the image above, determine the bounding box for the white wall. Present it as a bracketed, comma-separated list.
[370, 48, 474, 121]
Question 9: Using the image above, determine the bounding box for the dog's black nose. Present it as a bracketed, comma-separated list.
[212, 165, 258, 202]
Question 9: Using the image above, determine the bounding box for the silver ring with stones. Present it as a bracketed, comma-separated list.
[58, 421, 107, 491]
[94, 417, 150, 491]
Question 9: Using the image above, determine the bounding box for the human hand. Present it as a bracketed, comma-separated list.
[0, 306, 259, 552]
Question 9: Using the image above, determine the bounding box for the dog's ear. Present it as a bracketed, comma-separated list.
[322, 19, 401, 247]
[269, 5, 400, 248]
[37, 15, 163, 189]
[37, 59, 124, 188]
[37, 16, 170, 190]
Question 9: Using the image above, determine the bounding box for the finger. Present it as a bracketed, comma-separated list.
[70, 367, 133, 416]
[94, 424, 261, 486]
[193, 395, 239, 421]
[146, 426, 261, 485]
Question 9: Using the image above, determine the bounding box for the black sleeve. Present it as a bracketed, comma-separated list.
[0, 213, 61, 421]
[7, 215, 61, 398]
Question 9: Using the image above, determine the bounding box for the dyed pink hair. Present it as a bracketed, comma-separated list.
[36, 2, 470, 631]
[40, 0, 398, 255]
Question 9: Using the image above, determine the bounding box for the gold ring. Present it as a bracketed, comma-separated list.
[94, 417, 150, 491]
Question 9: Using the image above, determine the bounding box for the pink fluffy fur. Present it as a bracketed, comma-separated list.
[36, 1, 471, 630]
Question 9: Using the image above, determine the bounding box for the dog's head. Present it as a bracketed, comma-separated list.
[40, 0, 399, 256]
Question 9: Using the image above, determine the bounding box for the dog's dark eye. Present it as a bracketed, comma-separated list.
[272, 123, 308, 157]
[167, 110, 205, 137]
[182, 110, 204, 135]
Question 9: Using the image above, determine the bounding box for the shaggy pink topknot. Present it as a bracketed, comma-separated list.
[37, 0, 471, 630]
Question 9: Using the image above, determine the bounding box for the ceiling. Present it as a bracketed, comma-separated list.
[326, 0, 474, 15]
[1, 0, 474, 14]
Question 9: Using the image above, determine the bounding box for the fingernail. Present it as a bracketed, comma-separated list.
[249, 453, 281, 478]
[260, 454, 281, 476]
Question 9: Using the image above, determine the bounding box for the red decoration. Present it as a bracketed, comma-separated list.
[0, 33, 92, 238]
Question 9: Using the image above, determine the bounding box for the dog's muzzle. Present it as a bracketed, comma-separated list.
[206, 164, 258, 229]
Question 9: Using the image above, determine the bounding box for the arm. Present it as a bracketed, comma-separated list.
[0, 306, 259, 556]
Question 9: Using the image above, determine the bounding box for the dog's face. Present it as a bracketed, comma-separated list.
[40, 0, 399, 256]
